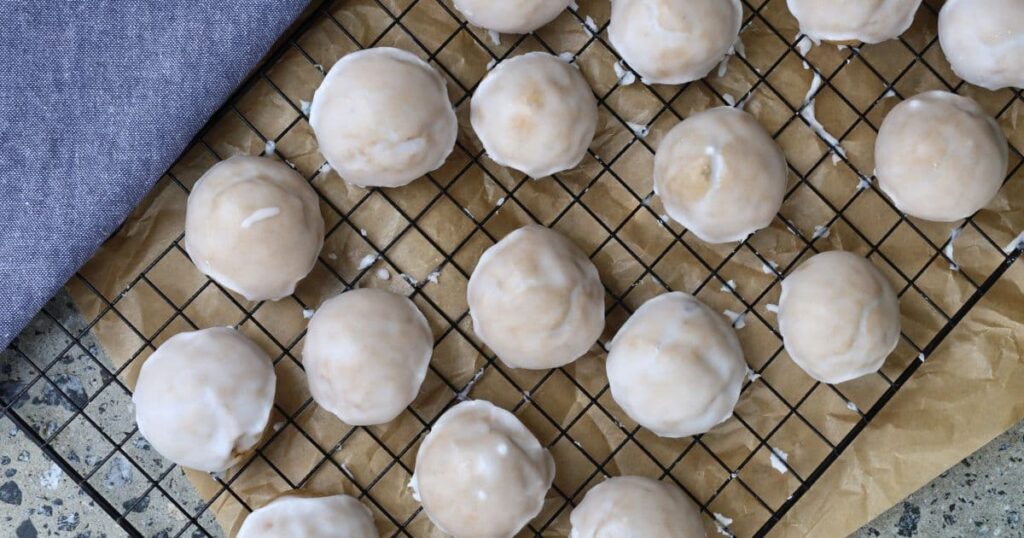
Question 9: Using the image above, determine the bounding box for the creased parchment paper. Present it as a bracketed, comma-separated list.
[67, 0, 1024, 536]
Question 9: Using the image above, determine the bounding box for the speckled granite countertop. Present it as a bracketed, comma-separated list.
[1, 295, 1021, 537]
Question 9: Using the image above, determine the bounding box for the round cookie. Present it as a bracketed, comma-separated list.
[875, 91, 1007, 222]
[310, 47, 457, 188]
[607, 292, 747, 438]
[453, 0, 573, 34]
[133, 328, 276, 472]
[471, 52, 597, 179]
[303, 288, 432, 426]
[570, 476, 706, 538]
[939, 0, 1024, 91]
[609, 0, 742, 85]
[412, 400, 555, 538]
[778, 250, 901, 384]
[468, 225, 605, 370]
[237, 494, 377, 538]
[787, 0, 922, 44]
[655, 107, 787, 244]
[185, 155, 324, 302]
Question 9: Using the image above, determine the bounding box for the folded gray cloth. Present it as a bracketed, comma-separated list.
[0, 0, 309, 347]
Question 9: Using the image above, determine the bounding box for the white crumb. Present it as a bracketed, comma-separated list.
[302, 308, 315, 319]
[846, 400, 860, 412]
[496, 196, 506, 206]
[487, 30, 501, 46]
[626, 121, 649, 138]
[376, 268, 391, 281]
[408, 474, 421, 502]
[746, 368, 762, 383]
[583, 16, 598, 36]
[733, 36, 746, 58]
[766, 303, 779, 313]
[263, 140, 276, 156]
[426, 270, 441, 284]
[812, 224, 830, 240]
[357, 254, 378, 270]
[1005, 231, 1024, 254]
[769, 447, 789, 474]
[558, 51, 575, 63]
[723, 93, 736, 106]
[761, 260, 779, 274]
[796, 35, 813, 59]
[801, 70, 847, 161]
[945, 226, 963, 271]
[613, 61, 636, 86]
[456, 367, 486, 401]
[486, 58, 496, 70]
[724, 309, 747, 329]
[720, 279, 737, 293]
[714, 512, 735, 537]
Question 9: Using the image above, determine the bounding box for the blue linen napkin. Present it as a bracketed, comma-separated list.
[0, 0, 310, 347]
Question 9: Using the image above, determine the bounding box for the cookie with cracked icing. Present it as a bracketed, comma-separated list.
[411, 400, 555, 538]
[654, 107, 787, 244]
[471, 52, 598, 179]
[453, 0, 573, 34]
[303, 288, 432, 426]
[310, 47, 457, 188]
[237, 493, 378, 538]
[185, 155, 324, 302]
[787, 0, 922, 44]
[609, 0, 742, 85]
[779, 251, 901, 384]
[133, 327, 275, 473]
[607, 292, 747, 438]
[939, 0, 1024, 91]
[570, 476, 706, 537]
[875, 91, 1008, 222]
[468, 225, 605, 370]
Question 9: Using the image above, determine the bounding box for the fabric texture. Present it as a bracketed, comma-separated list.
[0, 0, 309, 347]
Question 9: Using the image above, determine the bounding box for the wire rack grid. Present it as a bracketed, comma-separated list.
[2, 0, 1023, 536]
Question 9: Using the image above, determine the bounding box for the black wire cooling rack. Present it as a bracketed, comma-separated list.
[3, 0, 1023, 536]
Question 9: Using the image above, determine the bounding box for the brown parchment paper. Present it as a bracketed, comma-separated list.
[66, 0, 1024, 536]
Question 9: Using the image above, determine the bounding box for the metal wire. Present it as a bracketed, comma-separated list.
[2, 0, 1022, 536]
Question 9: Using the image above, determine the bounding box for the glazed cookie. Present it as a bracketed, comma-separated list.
[310, 47, 457, 187]
[133, 328, 276, 472]
[185, 155, 324, 302]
